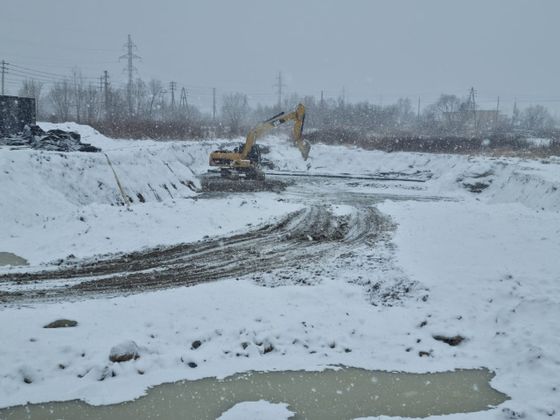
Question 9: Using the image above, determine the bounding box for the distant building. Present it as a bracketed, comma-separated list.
[0, 95, 36, 136]
[474, 110, 499, 131]
[443, 109, 499, 133]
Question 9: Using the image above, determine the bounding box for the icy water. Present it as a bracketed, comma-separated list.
[0, 252, 28, 267]
[0, 367, 507, 420]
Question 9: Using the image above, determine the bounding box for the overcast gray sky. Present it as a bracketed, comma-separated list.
[1, 0, 559, 113]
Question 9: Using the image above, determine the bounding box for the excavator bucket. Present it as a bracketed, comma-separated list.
[297, 139, 311, 161]
[293, 103, 310, 160]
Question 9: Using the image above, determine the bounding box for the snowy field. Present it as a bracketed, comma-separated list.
[1, 123, 559, 419]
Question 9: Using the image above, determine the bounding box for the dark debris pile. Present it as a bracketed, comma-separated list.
[0, 125, 101, 152]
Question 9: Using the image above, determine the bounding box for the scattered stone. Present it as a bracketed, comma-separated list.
[263, 344, 274, 354]
[97, 366, 113, 381]
[187, 362, 197, 368]
[433, 335, 465, 346]
[109, 340, 140, 363]
[191, 340, 202, 350]
[501, 407, 526, 419]
[44, 319, 78, 328]
[418, 320, 428, 328]
[23, 376, 33, 384]
[418, 350, 432, 357]
[463, 181, 491, 193]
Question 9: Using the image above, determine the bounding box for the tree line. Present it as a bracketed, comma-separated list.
[17, 71, 559, 141]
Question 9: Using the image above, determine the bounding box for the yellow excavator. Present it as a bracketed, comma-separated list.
[209, 103, 310, 180]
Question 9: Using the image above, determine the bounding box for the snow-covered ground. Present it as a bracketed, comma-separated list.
[217, 401, 294, 420]
[1, 123, 559, 419]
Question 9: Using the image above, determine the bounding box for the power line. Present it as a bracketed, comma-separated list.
[9, 63, 97, 80]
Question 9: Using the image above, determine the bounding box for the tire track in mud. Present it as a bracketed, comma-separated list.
[0, 204, 390, 305]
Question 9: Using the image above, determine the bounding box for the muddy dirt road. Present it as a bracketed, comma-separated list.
[0, 174, 439, 305]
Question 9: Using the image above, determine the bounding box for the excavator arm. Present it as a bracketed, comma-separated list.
[209, 103, 310, 176]
[240, 103, 309, 160]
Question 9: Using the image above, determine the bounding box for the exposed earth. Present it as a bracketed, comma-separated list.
[0, 174, 414, 305]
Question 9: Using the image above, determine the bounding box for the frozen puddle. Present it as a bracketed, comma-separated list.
[0, 367, 507, 419]
[0, 252, 28, 267]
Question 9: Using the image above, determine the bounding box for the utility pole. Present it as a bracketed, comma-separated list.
[495, 96, 500, 127]
[212, 87, 216, 122]
[468, 87, 477, 132]
[320, 90, 324, 108]
[274, 71, 285, 109]
[1, 60, 7, 95]
[417, 96, 421, 121]
[119, 34, 141, 116]
[512, 98, 518, 127]
[103, 70, 110, 119]
[169, 81, 177, 110]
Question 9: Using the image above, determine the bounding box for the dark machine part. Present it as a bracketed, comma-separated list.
[0, 95, 36, 136]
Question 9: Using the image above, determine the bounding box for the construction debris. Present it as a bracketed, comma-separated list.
[0, 124, 101, 152]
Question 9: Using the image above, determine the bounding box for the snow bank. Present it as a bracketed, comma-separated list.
[0, 124, 301, 265]
[261, 135, 560, 212]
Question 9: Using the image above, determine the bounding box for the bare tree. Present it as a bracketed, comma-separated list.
[132, 78, 148, 117]
[221, 92, 250, 135]
[422, 94, 469, 134]
[395, 98, 415, 128]
[18, 79, 44, 118]
[84, 84, 99, 124]
[520, 105, 555, 132]
[71, 68, 86, 123]
[49, 79, 72, 121]
[147, 79, 163, 119]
